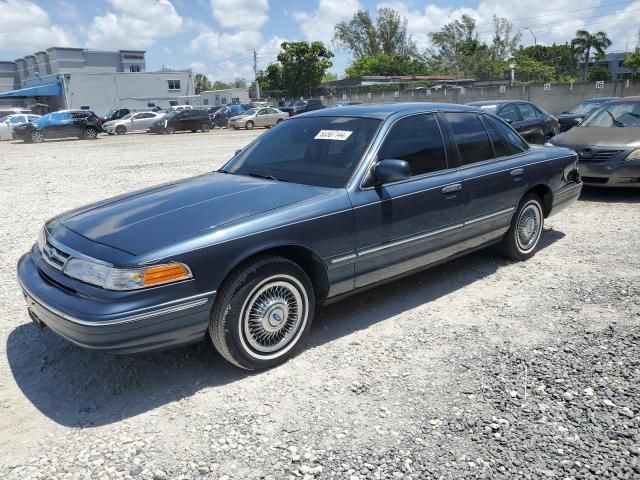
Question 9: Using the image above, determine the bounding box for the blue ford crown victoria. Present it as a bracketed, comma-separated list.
[17, 103, 582, 370]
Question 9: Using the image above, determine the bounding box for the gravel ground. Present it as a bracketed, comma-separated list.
[0, 131, 638, 479]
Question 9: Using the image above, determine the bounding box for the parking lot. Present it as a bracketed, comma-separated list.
[1, 131, 639, 479]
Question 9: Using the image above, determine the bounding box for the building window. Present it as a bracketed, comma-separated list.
[231, 97, 240, 104]
[129, 65, 141, 72]
[203, 99, 209, 105]
[169, 100, 178, 106]
[80, 105, 91, 110]
[147, 102, 156, 108]
[168, 79, 181, 90]
[221, 98, 227, 104]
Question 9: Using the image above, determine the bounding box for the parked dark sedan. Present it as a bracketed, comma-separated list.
[211, 104, 248, 128]
[467, 100, 559, 144]
[148, 109, 210, 134]
[547, 97, 640, 187]
[279, 99, 325, 116]
[17, 103, 581, 370]
[557, 97, 617, 132]
[13, 110, 103, 143]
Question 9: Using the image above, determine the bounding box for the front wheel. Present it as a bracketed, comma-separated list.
[115, 125, 126, 135]
[83, 127, 98, 140]
[201, 123, 210, 132]
[166, 125, 176, 134]
[245, 120, 254, 130]
[209, 256, 315, 370]
[499, 194, 544, 261]
[30, 130, 45, 143]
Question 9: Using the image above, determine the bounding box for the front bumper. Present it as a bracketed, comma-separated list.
[17, 253, 214, 354]
[578, 159, 640, 187]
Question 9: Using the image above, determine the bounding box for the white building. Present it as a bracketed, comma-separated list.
[196, 88, 250, 107]
[0, 47, 195, 115]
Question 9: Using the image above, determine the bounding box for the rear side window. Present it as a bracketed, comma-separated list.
[498, 104, 519, 123]
[378, 113, 447, 176]
[518, 103, 539, 120]
[481, 115, 510, 157]
[444, 112, 494, 166]
[486, 116, 528, 155]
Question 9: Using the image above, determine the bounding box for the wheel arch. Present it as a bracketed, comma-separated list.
[524, 184, 552, 217]
[219, 244, 330, 304]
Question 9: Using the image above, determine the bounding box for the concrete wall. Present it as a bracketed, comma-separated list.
[319, 79, 640, 115]
[63, 71, 195, 115]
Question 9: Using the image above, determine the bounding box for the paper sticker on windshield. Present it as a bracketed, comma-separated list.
[480, 105, 497, 109]
[315, 130, 352, 141]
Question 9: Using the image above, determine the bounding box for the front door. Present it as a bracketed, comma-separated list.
[350, 113, 465, 288]
[515, 103, 544, 144]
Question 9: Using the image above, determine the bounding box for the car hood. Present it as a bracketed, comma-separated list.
[551, 127, 640, 148]
[229, 114, 251, 121]
[58, 173, 328, 255]
[557, 113, 583, 122]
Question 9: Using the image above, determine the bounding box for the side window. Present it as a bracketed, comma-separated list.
[377, 113, 447, 177]
[486, 116, 529, 155]
[498, 104, 519, 123]
[140, 113, 154, 119]
[444, 112, 494, 166]
[10, 116, 25, 125]
[480, 115, 509, 157]
[517, 103, 538, 120]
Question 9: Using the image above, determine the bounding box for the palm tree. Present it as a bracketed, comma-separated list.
[571, 30, 612, 80]
[194, 73, 211, 94]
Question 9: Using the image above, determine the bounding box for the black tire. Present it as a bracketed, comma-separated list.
[107, 132, 115, 136]
[166, 125, 176, 134]
[276, 118, 283, 125]
[499, 194, 544, 261]
[209, 256, 315, 371]
[201, 123, 210, 132]
[83, 127, 98, 140]
[245, 120, 254, 130]
[30, 130, 44, 143]
[115, 125, 126, 135]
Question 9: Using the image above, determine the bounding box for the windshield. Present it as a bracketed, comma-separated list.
[568, 100, 606, 115]
[580, 101, 640, 128]
[164, 110, 179, 118]
[120, 113, 133, 120]
[243, 108, 257, 116]
[293, 101, 306, 107]
[221, 116, 381, 188]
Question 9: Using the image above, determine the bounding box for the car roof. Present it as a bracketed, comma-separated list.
[298, 102, 478, 120]
[467, 100, 528, 106]
[579, 96, 618, 101]
[606, 96, 640, 103]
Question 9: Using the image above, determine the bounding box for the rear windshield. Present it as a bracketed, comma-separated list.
[567, 100, 606, 115]
[222, 116, 381, 188]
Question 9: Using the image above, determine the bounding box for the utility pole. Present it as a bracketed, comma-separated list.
[524, 27, 537, 46]
[253, 50, 260, 99]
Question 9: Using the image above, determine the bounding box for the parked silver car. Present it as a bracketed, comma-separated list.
[103, 111, 162, 135]
[228, 107, 288, 130]
[0, 113, 40, 140]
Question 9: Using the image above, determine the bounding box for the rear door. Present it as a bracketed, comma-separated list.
[135, 113, 157, 130]
[446, 112, 531, 247]
[516, 103, 544, 144]
[496, 103, 522, 132]
[351, 113, 465, 288]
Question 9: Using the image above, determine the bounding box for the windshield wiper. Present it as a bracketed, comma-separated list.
[606, 109, 625, 127]
[218, 169, 234, 174]
[247, 172, 280, 181]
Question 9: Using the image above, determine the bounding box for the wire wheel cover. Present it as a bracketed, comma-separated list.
[516, 202, 542, 252]
[243, 279, 304, 354]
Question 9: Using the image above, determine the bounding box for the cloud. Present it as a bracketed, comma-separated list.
[209, 0, 269, 29]
[292, 0, 362, 43]
[85, 0, 183, 49]
[189, 29, 263, 61]
[0, 0, 75, 53]
[376, 0, 639, 51]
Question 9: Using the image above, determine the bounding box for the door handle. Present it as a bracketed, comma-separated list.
[442, 183, 462, 194]
[511, 168, 524, 177]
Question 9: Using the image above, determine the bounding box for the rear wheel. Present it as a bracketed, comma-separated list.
[115, 125, 126, 135]
[201, 123, 210, 132]
[83, 127, 98, 140]
[30, 130, 45, 143]
[245, 120, 254, 130]
[209, 256, 315, 370]
[499, 194, 544, 261]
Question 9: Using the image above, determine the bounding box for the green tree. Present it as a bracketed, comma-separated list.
[489, 15, 521, 61]
[231, 77, 247, 88]
[334, 7, 416, 59]
[511, 50, 556, 83]
[194, 73, 211, 94]
[277, 41, 334, 98]
[624, 48, 640, 78]
[428, 15, 485, 77]
[345, 53, 427, 77]
[518, 44, 577, 80]
[587, 65, 611, 81]
[212, 80, 231, 89]
[571, 30, 612, 80]
[322, 72, 338, 83]
[257, 63, 284, 92]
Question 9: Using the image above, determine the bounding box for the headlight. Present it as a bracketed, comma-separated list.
[63, 258, 192, 290]
[625, 149, 640, 161]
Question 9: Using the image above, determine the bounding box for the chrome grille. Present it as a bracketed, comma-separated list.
[578, 149, 623, 162]
[40, 235, 71, 270]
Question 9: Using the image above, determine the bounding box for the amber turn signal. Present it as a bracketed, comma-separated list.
[142, 263, 192, 287]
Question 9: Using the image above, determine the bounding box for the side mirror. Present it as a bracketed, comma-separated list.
[505, 118, 513, 124]
[372, 159, 410, 186]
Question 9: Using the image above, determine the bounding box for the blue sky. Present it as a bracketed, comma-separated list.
[1, 0, 639, 81]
